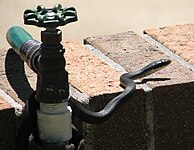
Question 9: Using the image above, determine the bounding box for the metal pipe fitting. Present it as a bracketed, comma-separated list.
[7, 4, 78, 148]
[6, 26, 41, 72]
[36, 29, 70, 103]
[20, 40, 40, 72]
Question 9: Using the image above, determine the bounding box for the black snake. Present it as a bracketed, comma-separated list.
[69, 59, 171, 124]
[16, 58, 171, 149]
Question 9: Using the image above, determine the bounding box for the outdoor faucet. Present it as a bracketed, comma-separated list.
[7, 4, 78, 149]
[6, 3, 171, 150]
[7, 4, 77, 103]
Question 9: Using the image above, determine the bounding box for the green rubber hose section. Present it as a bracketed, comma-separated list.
[6, 26, 33, 54]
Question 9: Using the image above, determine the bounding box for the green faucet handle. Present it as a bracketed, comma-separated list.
[24, 4, 78, 28]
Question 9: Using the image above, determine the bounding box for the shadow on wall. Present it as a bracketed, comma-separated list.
[5, 49, 33, 102]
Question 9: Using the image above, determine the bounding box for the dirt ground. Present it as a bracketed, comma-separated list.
[1, 0, 194, 49]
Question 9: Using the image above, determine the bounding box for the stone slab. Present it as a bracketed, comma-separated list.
[84, 31, 194, 87]
[0, 108, 18, 150]
[0, 96, 12, 110]
[1, 40, 147, 149]
[144, 24, 194, 65]
[64, 40, 147, 149]
[0, 40, 123, 102]
[64, 40, 122, 96]
[0, 31, 193, 149]
[84, 31, 194, 149]
[144, 24, 194, 149]
[0, 49, 36, 106]
[86, 90, 147, 150]
[152, 83, 194, 149]
[0, 91, 20, 150]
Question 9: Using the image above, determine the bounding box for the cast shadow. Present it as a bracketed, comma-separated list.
[5, 49, 34, 102]
[136, 77, 171, 84]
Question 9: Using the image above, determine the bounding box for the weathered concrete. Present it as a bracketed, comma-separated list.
[65, 40, 122, 96]
[152, 83, 194, 149]
[0, 40, 147, 149]
[144, 24, 194, 149]
[0, 90, 21, 150]
[84, 31, 194, 149]
[0, 27, 193, 149]
[65, 40, 147, 149]
[0, 49, 36, 106]
[0, 108, 18, 150]
[144, 24, 194, 65]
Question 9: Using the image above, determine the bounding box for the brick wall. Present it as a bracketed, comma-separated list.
[0, 24, 194, 150]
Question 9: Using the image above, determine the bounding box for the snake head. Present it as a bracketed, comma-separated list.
[152, 59, 171, 70]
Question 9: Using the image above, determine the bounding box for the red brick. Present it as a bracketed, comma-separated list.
[0, 96, 12, 110]
[65, 40, 147, 149]
[0, 93, 18, 150]
[0, 29, 193, 149]
[144, 24, 194, 65]
[64, 40, 122, 96]
[85, 31, 194, 149]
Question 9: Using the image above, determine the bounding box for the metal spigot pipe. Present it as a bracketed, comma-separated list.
[6, 4, 78, 147]
[6, 26, 72, 144]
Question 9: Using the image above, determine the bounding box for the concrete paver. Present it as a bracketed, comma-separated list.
[85, 31, 194, 149]
[144, 24, 194, 65]
[0, 27, 193, 149]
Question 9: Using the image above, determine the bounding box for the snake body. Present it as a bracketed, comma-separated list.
[69, 59, 171, 124]
[16, 59, 171, 149]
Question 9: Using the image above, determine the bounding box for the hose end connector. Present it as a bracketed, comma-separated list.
[6, 26, 40, 72]
[20, 40, 40, 72]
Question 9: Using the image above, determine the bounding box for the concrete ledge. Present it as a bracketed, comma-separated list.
[64, 40, 147, 149]
[0, 89, 21, 150]
[0, 26, 193, 149]
[65, 40, 122, 96]
[144, 24, 194, 65]
[84, 31, 194, 149]
[0, 49, 36, 105]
